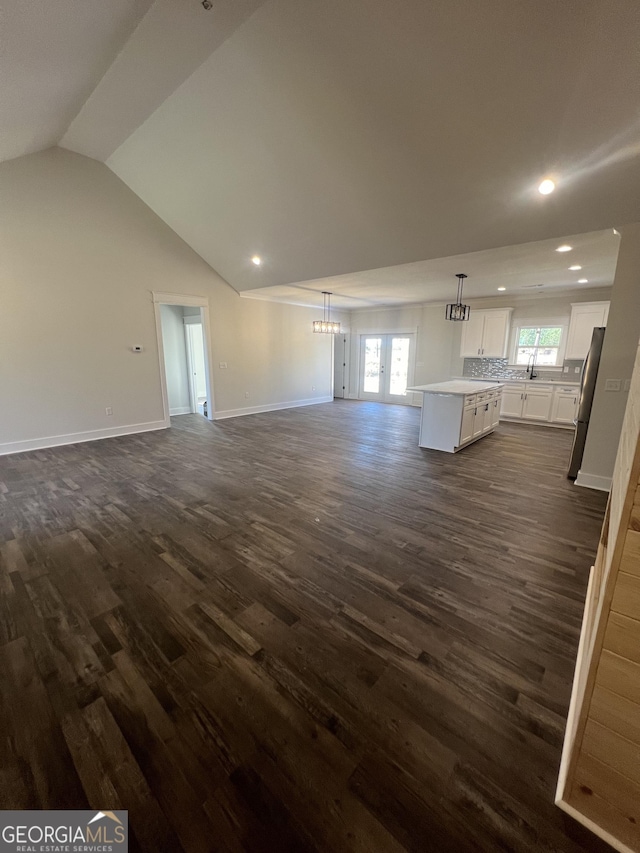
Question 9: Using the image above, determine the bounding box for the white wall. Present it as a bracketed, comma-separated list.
[0, 148, 333, 454]
[579, 223, 640, 490]
[160, 304, 191, 414]
[347, 304, 456, 402]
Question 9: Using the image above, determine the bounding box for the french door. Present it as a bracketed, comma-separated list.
[359, 334, 414, 403]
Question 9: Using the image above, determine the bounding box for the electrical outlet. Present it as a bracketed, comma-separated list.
[312, 385, 316, 391]
[105, 407, 113, 416]
[605, 379, 622, 392]
[563, 366, 569, 373]
[574, 367, 580, 373]
[219, 362, 227, 369]
[245, 392, 249, 398]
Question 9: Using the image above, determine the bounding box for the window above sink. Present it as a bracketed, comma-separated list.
[514, 325, 565, 366]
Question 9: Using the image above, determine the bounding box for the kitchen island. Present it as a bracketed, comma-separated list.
[408, 380, 504, 452]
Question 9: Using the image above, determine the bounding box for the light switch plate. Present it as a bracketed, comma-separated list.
[219, 361, 228, 369]
[605, 379, 622, 392]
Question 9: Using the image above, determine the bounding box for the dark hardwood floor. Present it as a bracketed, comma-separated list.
[0, 401, 611, 852]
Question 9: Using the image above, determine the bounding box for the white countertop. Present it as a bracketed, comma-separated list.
[506, 379, 580, 386]
[408, 380, 503, 396]
[454, 376, 579, 386]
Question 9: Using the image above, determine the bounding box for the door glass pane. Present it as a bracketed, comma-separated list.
[363, 338, 382, 393]
[389, 337, 410, 396]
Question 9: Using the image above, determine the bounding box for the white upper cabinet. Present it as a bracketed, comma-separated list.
[460, 309, 512, 358]
[459, 312, 484, 357]
[482, 311, 512, 356]
[565, 302, 610, 360]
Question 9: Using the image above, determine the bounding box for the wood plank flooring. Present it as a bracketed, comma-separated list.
[0, 402, 612, 852]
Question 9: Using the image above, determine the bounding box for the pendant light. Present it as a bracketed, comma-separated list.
[445, 273, 470, 321]
[313, 291, 341, 334]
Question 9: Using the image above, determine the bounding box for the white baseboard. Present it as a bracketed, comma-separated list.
[213, 396, 333, 420]
[170, 406, 192, 416]
[575, 470, 612, 492]
[500, 416, 574, 430]
[0, 420, 168, 457]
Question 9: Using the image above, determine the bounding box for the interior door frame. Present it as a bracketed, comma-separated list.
[356, 329, 417, 404]
[153, 291, 215, 425]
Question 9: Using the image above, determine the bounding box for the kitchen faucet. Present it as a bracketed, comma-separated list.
[527, 353, 538, 380]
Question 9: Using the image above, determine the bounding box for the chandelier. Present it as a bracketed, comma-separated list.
[445, 273, 470, 321]
[313, 291, 341, 334]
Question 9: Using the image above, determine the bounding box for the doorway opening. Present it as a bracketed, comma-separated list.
[359, 333, 415, 403]
[154, 293, 214, 424]
[184, 315, 208, 415]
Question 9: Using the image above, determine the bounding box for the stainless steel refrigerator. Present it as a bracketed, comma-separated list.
[567, 326, 606, 479]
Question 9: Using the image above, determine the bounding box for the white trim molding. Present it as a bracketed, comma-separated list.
[214, 396, 333, 420]
[152, 291, 208, 308]
[574, 470, 612, 492]
[169, 406, 192, 416]
[0, 421, 167, 457]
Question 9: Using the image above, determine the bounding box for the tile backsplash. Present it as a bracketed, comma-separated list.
[462, 357, 584, 382]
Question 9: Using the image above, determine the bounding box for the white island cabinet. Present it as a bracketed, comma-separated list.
[408, 380, 503, 452]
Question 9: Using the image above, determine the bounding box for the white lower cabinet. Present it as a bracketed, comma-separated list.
[482, 401, 494, 432]
[500, 381, 579, 427]
[473, 405, 485, 438]
[460, 403, 475, 444]
[500, 385, 525, 418]
[490, 396, 501, 428]
[551, 387, 579, 424]
[521, 387, 553, 421]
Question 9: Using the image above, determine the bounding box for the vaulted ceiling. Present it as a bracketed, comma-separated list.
[3, 0, 640, 305]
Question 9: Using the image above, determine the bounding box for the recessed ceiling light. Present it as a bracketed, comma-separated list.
[569, 265, 582, 271]
[538, 179, 555, 195]
[578, 278, 588, 284]
[556, 245, 572, 252]
[497, 287, 506, 291]
[251, 255, 262, 266]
